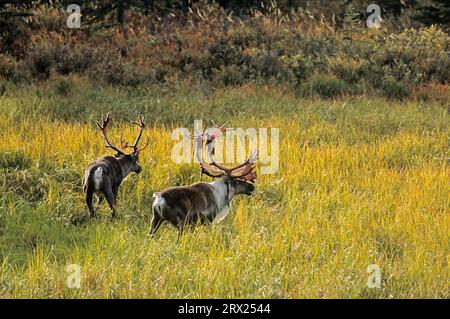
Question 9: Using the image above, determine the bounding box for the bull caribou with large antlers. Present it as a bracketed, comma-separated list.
[149, 145, 258, 239]
[83, 113, 148, 218]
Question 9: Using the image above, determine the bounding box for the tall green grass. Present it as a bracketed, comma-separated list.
[0, 85, 448, 298]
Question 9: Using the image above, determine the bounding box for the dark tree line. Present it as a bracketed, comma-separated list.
[0, 0, 449, 27]
[415, 0, 450, 26]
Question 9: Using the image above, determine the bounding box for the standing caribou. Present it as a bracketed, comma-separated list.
[83, 113, 148, 218]
[149, 149, 258, 239]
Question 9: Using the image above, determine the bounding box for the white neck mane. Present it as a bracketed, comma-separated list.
[208, 180, 234, 221]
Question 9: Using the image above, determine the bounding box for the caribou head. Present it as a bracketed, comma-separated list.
[83, 113, 148, 218]
[199, 150, 258, 196]
[95, 113, 148, 175]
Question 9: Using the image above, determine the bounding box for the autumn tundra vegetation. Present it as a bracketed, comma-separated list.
[0, 1, 448, 298]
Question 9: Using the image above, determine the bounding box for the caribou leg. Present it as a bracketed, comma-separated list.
[85, 189, 95, 218]
[96, 195, 104, 212]
[149, 213, 163, 238]
[104, 187, 117, 218]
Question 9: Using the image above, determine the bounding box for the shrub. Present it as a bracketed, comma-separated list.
[302, 74, 354, 99]
[0, 4, 449, 101]
[27, 43, 96, 79]
[434, 58, 450, 84]
[151, 64, 169, 83]
[0, 54, 17, 79]
[90, 58, 147, 87]
[212, 64, 247, 87]
[9, 61, 33, 84]
[53, 77, 73, 96]
[372, 26, 450, 85]
[208, 39, 244, 69]
[0, 80, 5, 96]
[257, 52, 282, 79]
[380, 76, 411, 100]
[329, 55, 368, 84]
[286, 55, 313, 84]
[53, 46, 94, 75]
[412, 83, 450, 105]
[27, 44, 54, 79]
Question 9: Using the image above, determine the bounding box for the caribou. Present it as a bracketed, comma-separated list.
[83, 113, 148, 218]
[149, 149, 258, 239]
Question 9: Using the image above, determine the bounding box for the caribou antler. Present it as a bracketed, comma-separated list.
[192, 121, 231, 155]
[196, 121, 257, 182]
[121, 115, 149, 154]
[96, 113, 125, 156]
[200, 151, 258, 182]
[129, 115, 147, 153]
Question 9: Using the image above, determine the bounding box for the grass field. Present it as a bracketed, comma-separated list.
[0, 84, 448, 298]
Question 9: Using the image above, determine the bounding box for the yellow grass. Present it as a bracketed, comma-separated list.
[0, 87, 448, 298]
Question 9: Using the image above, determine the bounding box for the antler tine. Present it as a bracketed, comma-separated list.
[227, 151, 258, 182]
[199, 163, 225, 178]
[197, 122, 258, 181]
[137, 138, 150, 153]
[198, 145, 226, 178]
[130, 115, 146, 152]
[96, 113, 124, 156]
[211, 119, 229, 130]
[230, 162, 256, 179]
[191, 123, 208, 141]
[208, 150, 258, 175]
[235, 170, 257, 182]
[191, 121, 230, 141]
[95, 113, 106, 130]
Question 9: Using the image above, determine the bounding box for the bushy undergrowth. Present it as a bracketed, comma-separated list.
[300, 74, 356, 99]
[0, 3, 449, 100]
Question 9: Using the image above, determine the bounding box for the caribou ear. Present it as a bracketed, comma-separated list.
[221, 175, 231, 185]
[130, 152, 138, 161]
